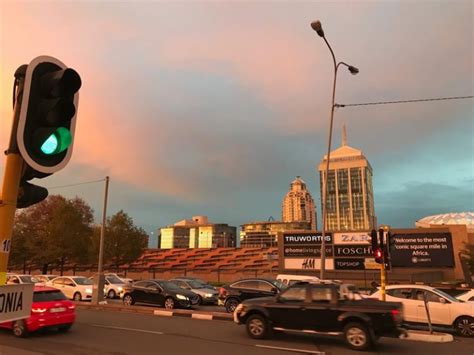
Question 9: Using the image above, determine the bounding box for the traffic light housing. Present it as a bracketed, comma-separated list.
[370, 229, 378, 251]
[374, 248, 384, 264]
[17, 56, 81, 175]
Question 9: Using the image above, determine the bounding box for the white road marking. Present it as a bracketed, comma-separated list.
[91, 324, 164, 335]
[191, 313, 213, 320]
[256, 344, 325, 354]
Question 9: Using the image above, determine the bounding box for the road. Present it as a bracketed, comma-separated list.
[1, 309, 474, 355]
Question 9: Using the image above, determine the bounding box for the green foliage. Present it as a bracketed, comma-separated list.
[92, 210, 148, 268]
[462, 242, 474, 274]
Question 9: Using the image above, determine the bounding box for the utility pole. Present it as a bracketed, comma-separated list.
[92, 176, 109, 304]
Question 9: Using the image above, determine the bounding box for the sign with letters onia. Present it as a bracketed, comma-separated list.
[281, 230, 454, 271]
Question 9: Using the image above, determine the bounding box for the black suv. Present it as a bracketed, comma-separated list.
[218, 278, 286, 313]
[122, 279, 199, 309]
[234, 282, 404, 351]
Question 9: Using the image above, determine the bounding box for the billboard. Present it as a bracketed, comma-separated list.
[0, 283, 34, 323]
[389, 232, 454, 267]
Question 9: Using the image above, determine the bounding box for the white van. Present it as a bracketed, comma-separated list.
[276, 274, 320, 286]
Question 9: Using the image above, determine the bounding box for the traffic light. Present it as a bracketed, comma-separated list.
[374, 248, 384, 264]
[378, 228, 385, 252]
[17, 55, 81, 175]
[15, 56, 81, 208]
[370, 229, 378, 251]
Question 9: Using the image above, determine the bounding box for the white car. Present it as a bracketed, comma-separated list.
[6, 273, 39, 285]
[457, 289, 474, 303]
[372, 284, 474, 337]
[89, 274, 128, 299]
[47, 276, 93, 301]
[34, 274, 59, 285]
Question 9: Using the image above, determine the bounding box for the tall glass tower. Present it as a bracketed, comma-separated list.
[317, 126, 376, 231]
[281, 176, 317, 230]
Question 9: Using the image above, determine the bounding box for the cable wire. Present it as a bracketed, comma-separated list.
[47, 178, 106, 190]
[335, 95, 474, 108]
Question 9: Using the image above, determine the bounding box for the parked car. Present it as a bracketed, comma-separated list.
[89, 274, 128, 299]
[6, 274, 39, 285]
[47, 276, 93, 301]
[122, 279, 200, 309]
[371, 284, 474, 337]
[457, 289, 474, 303]
[0, 286, 75, 337]
[169, 277, 218, 305]
[218, 278, 287, 313]
[182, 277, 216, 290]
[34, 275, 59, 285]
[234, 282, 404, 351]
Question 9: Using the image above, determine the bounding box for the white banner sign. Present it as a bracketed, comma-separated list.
[284, 258, 335, 271]
[333, 232, 370, 245]
[0, 283, 34, 323]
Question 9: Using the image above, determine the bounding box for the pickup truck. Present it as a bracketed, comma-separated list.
[233, 282, 404, 351]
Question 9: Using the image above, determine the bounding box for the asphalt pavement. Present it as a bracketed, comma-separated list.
[0, 308, 473, 355]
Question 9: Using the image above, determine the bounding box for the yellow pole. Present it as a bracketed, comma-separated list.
[0, 66, 26, 285]
[381, 257, 386, 301]
[0, 154, 23, 284]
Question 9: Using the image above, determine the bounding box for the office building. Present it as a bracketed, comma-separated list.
[281, 176, 317, 230]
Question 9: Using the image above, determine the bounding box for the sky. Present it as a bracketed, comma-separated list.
[0, 0, 472, 247]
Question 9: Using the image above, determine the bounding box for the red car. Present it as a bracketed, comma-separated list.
[0, 286, 75, 337]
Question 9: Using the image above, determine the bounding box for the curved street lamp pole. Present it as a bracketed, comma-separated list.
[311, 20, 358, 280]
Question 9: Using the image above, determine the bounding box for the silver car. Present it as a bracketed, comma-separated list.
[170, 278, 218, 305]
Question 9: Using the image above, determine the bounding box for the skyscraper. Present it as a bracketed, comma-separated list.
[281, 176, 317, 230]
[317, 126, 376, 231]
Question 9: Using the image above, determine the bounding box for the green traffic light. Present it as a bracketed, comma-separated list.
[40, 127, 72, 155]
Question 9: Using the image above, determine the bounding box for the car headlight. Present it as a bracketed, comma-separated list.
[204, 293, 214, 298]
[85, 288, 93, 294]
[176, 294, 188, 300]
[117, 287, 123, 292]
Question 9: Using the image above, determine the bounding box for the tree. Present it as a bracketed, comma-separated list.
[462, 242, 474, 274]
[10, 194, 94, 274]
[92, 210, 148, 270]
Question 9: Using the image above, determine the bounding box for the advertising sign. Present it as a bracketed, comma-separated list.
[283, 246, 333, 257]
[283, 233, 332, 245]
[390, 232, 454, 267]
[335, 258, 366, 270]
[333, 232, 370, 245]
[284, 258, 335, 271]
[334, 245, 373, 257]
[0, 283, 34, 323]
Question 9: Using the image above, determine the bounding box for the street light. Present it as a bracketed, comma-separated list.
[311, 20, 359, 280]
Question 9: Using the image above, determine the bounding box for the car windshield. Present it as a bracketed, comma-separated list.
[271, 279, 287, 290]
[159, 281, 183, 291]
[434, 288, 460, 303]
[73, 277, 93, 285]
[33, 290, 67, 302]
[187, 280, 207, 288]
[19, 275, 39, 283]
[106, 275, 124, 284]
[456, 291, 471, 298]
[47, 275, 58, 280]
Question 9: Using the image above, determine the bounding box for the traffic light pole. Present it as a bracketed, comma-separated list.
[0, 67, 27, 285]
[380, 255, 386, 301]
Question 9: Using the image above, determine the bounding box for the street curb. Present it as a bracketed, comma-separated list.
[75, 302, 233, 322]
[403, 330, 454, 343]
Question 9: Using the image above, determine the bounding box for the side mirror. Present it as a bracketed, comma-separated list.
[271, 287, 278, 294]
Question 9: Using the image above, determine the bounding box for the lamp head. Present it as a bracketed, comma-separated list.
[311, 20, 325, 37]
[348, 66, 359, 75]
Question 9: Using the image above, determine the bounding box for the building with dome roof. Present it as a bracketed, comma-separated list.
[416, 212, 474, 233]
[317, 126, 376, 231]
[281, 176, 317, 230]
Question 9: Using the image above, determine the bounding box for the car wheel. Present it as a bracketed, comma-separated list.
[246, 314, 269, 339]
[225, 298, 239, 313]
[73, 292, 82, 301]
[58, 324, 73, 333]
[454, 316, 474, 337]
[344, 322, 371, 351]
[107, 289, 116, 299]
[123, 294, 134, 306]
[13, 320, 29, 338]
[164, 297, 175, 309]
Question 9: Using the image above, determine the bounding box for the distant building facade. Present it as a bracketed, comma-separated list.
[160, 216, 237, 249]
[317, 126, 376, 231]
[281, 176, 317, 230]
[240, 221, 312, 247]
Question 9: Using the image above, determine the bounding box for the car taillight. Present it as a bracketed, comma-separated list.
[31, 308, 47, 313]
[219, 287, 227, 297]
[391, 309, 402, 323]
[68, 304, 75, 310]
